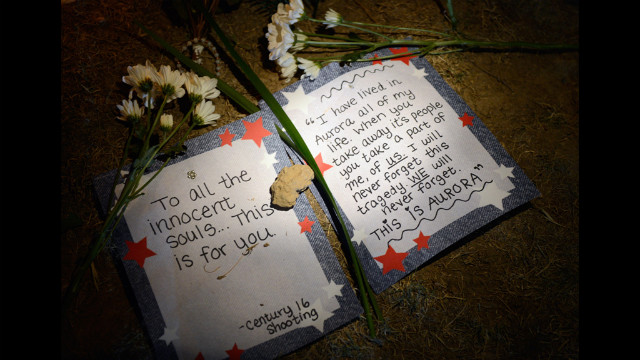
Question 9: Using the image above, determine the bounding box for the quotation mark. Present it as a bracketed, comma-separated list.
[473, 164, 483, 171]
[187, 170, 197, 179]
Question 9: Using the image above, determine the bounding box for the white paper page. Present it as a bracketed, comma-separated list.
[282, 61, 516, 272]
[119, 139, 344, 359]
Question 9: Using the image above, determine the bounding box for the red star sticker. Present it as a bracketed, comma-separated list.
[194, 353, 204, 360]
[373, 245, 409, 274]
[242, 116, 272, 147]
[389, 47, 417, 66]
[459, 112, 474, 127]
[219, 127, 235, 147]
[314, 153, 333, 176]
[371, 54, 382, 65]
[413, 231, 430, 251]
[226, 343, 244, 360]
[298, 216, 315, 233]
[123, 237, 156, 268]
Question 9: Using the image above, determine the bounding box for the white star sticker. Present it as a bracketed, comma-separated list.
[411, 66, 429, 78]
[477, 182, 511, 211]
[159, 326, 179, 345]
[261, 151, 278, 168]
[322, 280, 344, 299]
[351, 228, 367, 245]
[282, 85, 315, 115]
[493, 164, 515, 180]
[310, 299, 334, 333]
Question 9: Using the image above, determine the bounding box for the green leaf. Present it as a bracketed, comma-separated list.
[194, 1, 382, 336]
[274, 123, 299, 154]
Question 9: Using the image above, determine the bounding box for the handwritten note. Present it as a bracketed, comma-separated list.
[97, 112, 362, 359]
[275, 50, 538, 292]
[95, 50, 538, 358]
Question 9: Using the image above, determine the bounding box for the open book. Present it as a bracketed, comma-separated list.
[93, 47, 538, 359]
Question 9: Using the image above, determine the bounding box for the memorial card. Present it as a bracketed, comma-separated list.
[267, 48, 540, 293]
[93, 110, 363, 360]
[94, 46, 541, 358]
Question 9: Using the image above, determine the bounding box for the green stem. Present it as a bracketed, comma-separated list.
[164, 101, 197, 154]
[306, 17, 393, 41]
[131, 103, 197, 199]
[305, 14, 452, 40]
[275, 123, 382, 333]
[300, 36, 576, 65]
[383, 38, 578, 52]
[344, 20, 452, 38]
[161, 102, 196, 150]
[296, 31, 370, 43]
[107, 125, 135, 211]
[64, 100, 198, 314]
[447, 0, 458, 30]
[65, 26, 238, 314]
[299, 24, 578, 59]
[174, 121, 198, 150]
[131, 157, 171, 199]
[200, 5, 381, 337]
[426, 38, 579, 50]
[304, 12, 452, 37]
[303, 40, 373, 48]
[63, 166, 139, 312]
[275, 124, 379, 335]
[142, 95, 168, 154]
[331, 38, 579, 63]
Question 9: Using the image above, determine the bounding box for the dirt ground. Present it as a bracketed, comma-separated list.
[60, 0, 579, 358]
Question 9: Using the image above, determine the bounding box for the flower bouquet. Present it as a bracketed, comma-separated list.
[63, 60, 225, 310]
[265, 0, 577, 82]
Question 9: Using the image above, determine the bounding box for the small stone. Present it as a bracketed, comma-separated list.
[270, 164, 315, 209]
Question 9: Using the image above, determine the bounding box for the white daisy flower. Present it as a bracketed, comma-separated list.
[152, 65, 186, 103]
[286, 0, 305, 24]
[184, 72, 221, 104]
[277, 53, 297, 82]
[271, 0, 304, 25]
[323, 9, 342, 28]
[277, 52, 296, 68]
[122, 60, 158, 108]
[159, 114, 173, 132]
[116, 99, 144, 123]
[272, 3, 292, 25]
[291, 32, 307, 52]
[192, 100, 220, 126]
[265, 19, 294, 61]
[298, 57, 321, 80]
